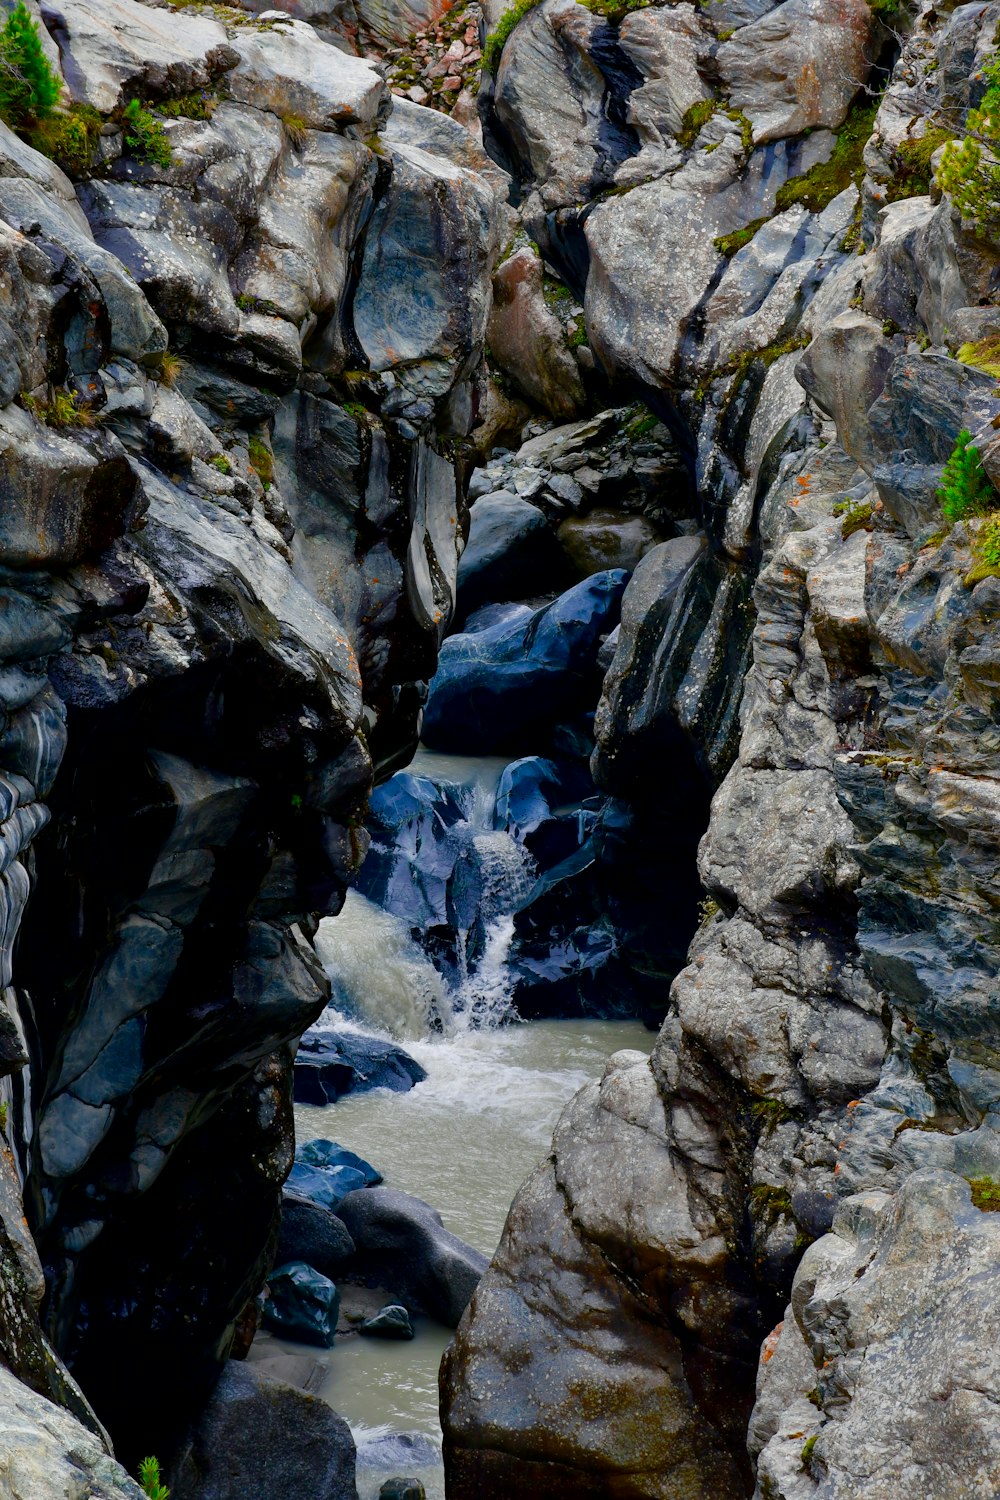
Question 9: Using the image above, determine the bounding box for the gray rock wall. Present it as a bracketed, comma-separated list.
[442, 0, 1000, 1494]
[0, 0, 501, 1470]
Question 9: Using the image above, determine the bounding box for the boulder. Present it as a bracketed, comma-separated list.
[172, 1361, 356, 1500]
[359, 1304, 415, 1339]
[717, 0, 876, 145]
[276, 1199, 356, 1281]
[486, 247, 586, 419]
[379, 1481, 425, 1500]
[284, 1160, 369, 1210]
[337, 1186, 487, 1326]
[293, 1025, 428, 1105]
[455, 490, 569, 620]
[422, 571, 628, 754]
[557, 508, 661, 577]
[753, 1174, 1000, 1500]
[296, 1139, 382, 1184]
[263, 1262, 340, 1347]
[0, 1362, 142, 1500]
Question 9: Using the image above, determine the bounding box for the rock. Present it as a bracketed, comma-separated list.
[284, 1160, 369, 1210]
[490, 0, 608, 210]
[753, 1173, 1000, 1500]
[263, 1262, 341, 1347]
[336, 1186, 487, 1326]
[0, 406, 139, 568]
[296, 1139, 382, 1184]
[455, 490, 568, 620]
[486, 246, 586, 418]
[422, 571, 629, 754]
[359, 1303, 414, 1339]
[556, 508, 661, 576]
[441, 1143, 747, 1498]
[717, 0, 876, 145]
[0, 1362, 142, 1500]
[172, 1361, 356, 1500]
[293, 1022, 428, 1104]
[379, 1481, 425, 1500]
[794, 311, 905, 469]
[277, 1199, 356, 1281]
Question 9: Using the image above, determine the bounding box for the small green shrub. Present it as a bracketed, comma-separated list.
[155, 349, 183, 387]
[697, 894, 720, 927]
[482, 0, 542, 73]
[24, 102, 102, 175]
[0, 2, 61, 129]
[887, 126, 954, 201]
[209, 452, 232, 474]
[22, 386, 96, 427]
[248, 433, 273, 490]
[937, 49, 1000, 235]
[833, 496, 876, 538]
[121, 98, 172, 167]
[937, 428, 995, 520]
[801, 1435, 818, 1469]
[157, 90, 216, 120]
[138, 1457, 169, 1500]
[281, 111, 308, 148]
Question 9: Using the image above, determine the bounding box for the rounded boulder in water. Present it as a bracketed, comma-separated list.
[285, 1160, 368, 1210]
[263, 1262, 340, 1348]
[379, 1480, 426, 1500]
[359, 1304, 415, 1340]
[296, 1138, 383, 1185]
[277, 1198, 356, 1280]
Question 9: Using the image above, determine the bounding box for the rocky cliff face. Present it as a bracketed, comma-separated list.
[0, 0, 500, 1474]
[441, 0, 1000, 1495]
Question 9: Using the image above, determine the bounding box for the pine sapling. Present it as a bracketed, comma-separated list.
[938, 428, 995, 521]
[0, 2, 61, 127]
[138, 1457, 169, 1500]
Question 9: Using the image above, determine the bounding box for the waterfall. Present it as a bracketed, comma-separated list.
[314, 892, 454, 1041]
[316, 763, 538, 1041]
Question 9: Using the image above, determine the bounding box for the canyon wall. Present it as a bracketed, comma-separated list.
[441, 0, 1000, 1495]
[0, 0, 500, 1475]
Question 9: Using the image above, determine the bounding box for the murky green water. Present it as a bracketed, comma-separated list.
[266, 1017, 652, 1499]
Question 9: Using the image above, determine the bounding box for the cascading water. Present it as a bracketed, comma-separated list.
[275, 753, 651, 1500]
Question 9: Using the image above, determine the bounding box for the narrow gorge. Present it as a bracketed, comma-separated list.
[0, 0, 997, 1496]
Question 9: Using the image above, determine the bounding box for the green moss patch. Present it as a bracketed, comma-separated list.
[966, 1176, 1000, 1211]
[774, 97, 879, 216]
[482, 0, 542, 73]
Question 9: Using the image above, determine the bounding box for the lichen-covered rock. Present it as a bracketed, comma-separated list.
[0, 1362, 142, 1500]
[753, 1173, 1000, 1500]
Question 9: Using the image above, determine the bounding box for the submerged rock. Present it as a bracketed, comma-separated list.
[294, 1024, 428, 1104]
[359, 1303, 415, 1339]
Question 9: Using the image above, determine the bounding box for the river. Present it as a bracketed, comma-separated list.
[251, 749, 652, 1497]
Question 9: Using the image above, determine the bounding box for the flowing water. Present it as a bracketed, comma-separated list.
[261, 750, 653, 1498]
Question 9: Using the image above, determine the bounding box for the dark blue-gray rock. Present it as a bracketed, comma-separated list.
[356, 773, 468, 933]
[296, 1139, 382, 1184]
[277, 1198, 356, 1281]
[284, 1161, 369, 1211]
[455, 490, 569, 621]
[294, 1027, 427, 1105]
[171, 1361, 356, 1500]
[337, 1187, 487, 1327]
[422, 571, 629, 754]
[494, 755, 597, 870]
[379, 1480, 426, 1500]
[359, 1304, 414, 1340]
[263, 1263, 340, 1348]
